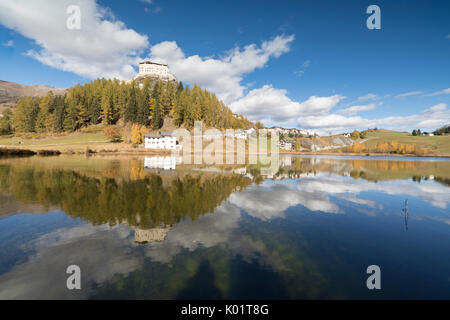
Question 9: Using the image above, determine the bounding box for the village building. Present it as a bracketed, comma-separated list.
[244, 128, 256, 137]
[144, 131, 181, 150]
[203, 129, 254, 141]
[234, 129, 248, 139]
[279, 139, 296, 151]
[202, 132, 223, 141]
[268, 127, 308, 137]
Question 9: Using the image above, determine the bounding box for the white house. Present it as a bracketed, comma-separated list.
[279, 139, 296, 151]
[144, 156, 181, 170]
[202, 132, 223, 141]
[245, 128, 256, 135]
[234, 130, 248, 139]
[144, 131, 181, 150]
[298, 129, 309, 136]
[203, 129, 251, 140]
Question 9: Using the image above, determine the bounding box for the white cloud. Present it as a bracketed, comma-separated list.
[298, 114, 369, 132]
[0, 0, 149, 79]
[298, 103, 450, 133]
[396, 91, 423, 98]
[3, 40, 14, 47]
[356, 93, 379, 102]
[428, 103, 446, 112]
[230, 86, 447, 132]
[0, 223, 142, 299]
[229, 181, 341, 217]
[299, 95, 346, 114]
[229, 85, 345, 125]
[302, 173, 450, 210]
[231, 85, 449, 131]
[149, 34, 295, 104]
[294, 59, 310, 77]
[336, 103, 380, 115]
[424, 88, 450, 96]
[141, 0, 162, 14]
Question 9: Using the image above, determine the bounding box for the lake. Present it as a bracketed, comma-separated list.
[0, 154, 449, 299]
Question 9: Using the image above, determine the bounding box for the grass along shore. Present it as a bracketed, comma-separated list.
[1, 129, 450, 157]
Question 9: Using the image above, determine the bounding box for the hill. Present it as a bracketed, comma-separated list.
[1, 77, 253, 136]
[347, 129, 450, 156]
[0, 80, 66, 110]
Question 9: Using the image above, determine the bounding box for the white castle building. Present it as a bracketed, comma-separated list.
[132, 226, 172, 243]
[135, 60, 176, 81]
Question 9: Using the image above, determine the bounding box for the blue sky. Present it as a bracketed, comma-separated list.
[0, 0, 449, 133]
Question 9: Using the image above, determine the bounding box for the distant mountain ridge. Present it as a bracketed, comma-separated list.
[0, 80, 66, 109]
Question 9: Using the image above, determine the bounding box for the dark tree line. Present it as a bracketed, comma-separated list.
[5, 78, 252, 134]
[433, 125, 450, 136]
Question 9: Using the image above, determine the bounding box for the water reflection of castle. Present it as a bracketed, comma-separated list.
[133, 226, 172, 243]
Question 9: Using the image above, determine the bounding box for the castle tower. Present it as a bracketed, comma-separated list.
[136, 60, 176, 81]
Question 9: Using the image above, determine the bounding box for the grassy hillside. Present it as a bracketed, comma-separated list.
[0, 132, 108, 147]
[360, 129, 450, 156]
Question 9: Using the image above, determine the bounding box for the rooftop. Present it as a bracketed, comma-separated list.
[139, 60, 168, 67]
[144, 131, 174, 138]
[281, 139, 296, 144]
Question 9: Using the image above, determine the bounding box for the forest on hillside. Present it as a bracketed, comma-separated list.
[0, 78, 253, 135]
[433, 125, 450, 136]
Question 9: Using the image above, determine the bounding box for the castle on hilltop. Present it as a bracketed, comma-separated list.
[134, 60, 176, 82]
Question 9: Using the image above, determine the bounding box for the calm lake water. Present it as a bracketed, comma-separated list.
[0, 154, 449, 299]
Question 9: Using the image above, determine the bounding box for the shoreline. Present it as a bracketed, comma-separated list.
[2, 145, 450, 159]
[278, 151, 450, 159]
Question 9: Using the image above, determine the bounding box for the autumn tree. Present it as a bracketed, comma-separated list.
[124, 82, 138, 123]
[130, 124, 149, 144]
[101, 84, 118, 125]
[36, 91, 55, 133]
[136, 79, 151, 125]
[151, 81, 163, 129]
[351, 130, 360, 139]
[255, 121, 265, 129]
[12, 96, 40, 132]
[63, 102, 80, 132]
[104, 126, 122, 142]
[152, 101, 163, 129]
[0, 108, 13, 135]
